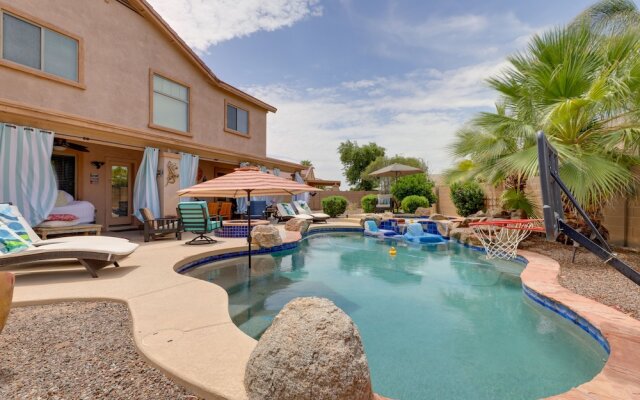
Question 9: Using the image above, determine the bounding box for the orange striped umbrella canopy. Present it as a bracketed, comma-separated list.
[177, 166, 321, 198]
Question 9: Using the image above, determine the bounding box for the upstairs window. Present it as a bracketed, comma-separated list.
[152, 73, 190, 133]
[226, 103, 249, 135]
[1, 12, 79, 82]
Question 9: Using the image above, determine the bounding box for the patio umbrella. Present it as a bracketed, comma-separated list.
[177, 166, 320, 268]
[368, 163, 424, 180]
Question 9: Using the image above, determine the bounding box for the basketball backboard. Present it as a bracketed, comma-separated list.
[537, 132, 564, 241]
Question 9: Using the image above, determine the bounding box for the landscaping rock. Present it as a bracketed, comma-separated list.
[435, 220, 454, 237]
[414, 207, 431, 217]
[0, 272, 14, 334]
[285, 218, 311, 234]
[429, 213, 448, 221]
[450, 227, 483, 247]
[359, 215, 382, 228]
[244, 297, 374, 400]
[250, 225, 282, 248]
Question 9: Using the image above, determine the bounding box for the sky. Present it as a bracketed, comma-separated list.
[147, 0, 598, 188]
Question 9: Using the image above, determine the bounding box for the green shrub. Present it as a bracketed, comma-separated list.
[401, 195, 429, 214]
[450, 181, 485, 217]
[361, 194, 378, 213]
[321, 196, 348, 217]
[391, 174, 436, 205]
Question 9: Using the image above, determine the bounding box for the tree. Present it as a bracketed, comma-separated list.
[391, 174, 437, 206]
[300, 160, 313, 167]
[447, 0, 640, 218]
[337, 140, 385, 190]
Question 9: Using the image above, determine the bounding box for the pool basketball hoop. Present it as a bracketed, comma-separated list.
[470, 219, 544, 260]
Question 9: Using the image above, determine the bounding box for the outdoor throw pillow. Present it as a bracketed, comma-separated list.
[0, 204, 31, 243]
[0, 221, 30, 254]
[45, 214, 78, 222]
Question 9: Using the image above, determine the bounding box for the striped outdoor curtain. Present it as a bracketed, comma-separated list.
[0, 124, 57, 226]
[293, 172, 310, 203]
[133, 147, 160, 221]
[179, 152, 199, 202]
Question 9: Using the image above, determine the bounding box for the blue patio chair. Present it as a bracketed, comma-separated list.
[247, 200, 267, 219]
[403, 222, 445, 244]
[176, 201, 223, 245]
[364, 220, 395, 237]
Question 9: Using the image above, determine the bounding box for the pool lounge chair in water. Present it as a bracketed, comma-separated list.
[364, 220, 396, 237]
[403, 223, 445, 244]
[292, 201, 330, 223]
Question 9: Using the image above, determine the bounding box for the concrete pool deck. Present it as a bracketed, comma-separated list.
[5, 222, 640, 399]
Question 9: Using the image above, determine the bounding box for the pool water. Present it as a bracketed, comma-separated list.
[186, 233, 607, 399]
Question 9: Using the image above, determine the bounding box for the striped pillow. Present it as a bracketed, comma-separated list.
[0, 204, 31, 243]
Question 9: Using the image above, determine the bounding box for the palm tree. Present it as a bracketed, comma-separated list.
[447, 0, 640, 220]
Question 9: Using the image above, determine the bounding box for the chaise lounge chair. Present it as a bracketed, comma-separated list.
[364, 220, 396, 237]
[1, 204, 129, 246]
[176, 201, 223, 245]
[292, 201, 330, 223]
[275, 203, 313, 222]
[403, 223, 445, 244]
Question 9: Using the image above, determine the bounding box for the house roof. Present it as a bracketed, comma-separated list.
[127, 0, 277, 113]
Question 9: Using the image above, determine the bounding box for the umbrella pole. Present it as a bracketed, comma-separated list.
[246, 190, 252, 269]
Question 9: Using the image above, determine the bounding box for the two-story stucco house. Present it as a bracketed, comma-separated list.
[0, 0, 302, 229]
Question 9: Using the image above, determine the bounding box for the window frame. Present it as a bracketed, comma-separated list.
[224, 99, 250, 138]
[148, 69, 192, 136]
[0, 5, 84, 89]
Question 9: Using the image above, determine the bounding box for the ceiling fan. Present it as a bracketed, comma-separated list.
[53, 138, 89, 152]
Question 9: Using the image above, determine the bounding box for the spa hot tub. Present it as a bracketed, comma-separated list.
[214, 219, 270, 238]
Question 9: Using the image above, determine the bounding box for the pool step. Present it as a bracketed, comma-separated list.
[228, 303, 252, 320]
[237, 314, 273, 338]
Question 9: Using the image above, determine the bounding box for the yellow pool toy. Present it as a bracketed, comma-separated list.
[389, 247, 397, 256]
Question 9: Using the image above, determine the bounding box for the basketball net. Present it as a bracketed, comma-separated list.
[470, 219, 544, 260]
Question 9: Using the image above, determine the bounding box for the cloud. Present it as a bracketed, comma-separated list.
[245, 60, 507, 188]
[146, 0, 323, 52]
[363, 11, 540, 62]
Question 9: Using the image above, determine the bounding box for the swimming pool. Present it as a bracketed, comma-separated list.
[185, 233, 607, 399]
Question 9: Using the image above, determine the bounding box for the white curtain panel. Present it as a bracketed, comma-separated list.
[179, 152, 199, 202]
[133, 147, 160, 221]
[0, 124, 57, 226]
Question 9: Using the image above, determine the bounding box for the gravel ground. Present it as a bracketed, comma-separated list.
[0, 302, 201, 400]
[520, 237, 640, 320]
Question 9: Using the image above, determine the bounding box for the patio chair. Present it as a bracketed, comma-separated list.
[0, 239, 139, 278]
[219, 202, 232, 221]
[176, 201, 223, 245]
[275, 203, 313, 222]
[364, 220, 395, 237]
[0, 204, 129, 246]
[207, 202, 220, 218]
[247, 201, 267, 219]
[293, 200, 330, 223]
[376, 194, 392, 212]
[139, 208, 182, 242]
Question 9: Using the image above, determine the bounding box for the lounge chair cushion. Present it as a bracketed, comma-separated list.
[55, 190, 73, 207]
[0, 204, 32, 243]
[0, 221, 30, 254]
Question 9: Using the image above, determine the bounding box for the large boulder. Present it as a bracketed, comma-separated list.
[285, 218, 311, 234]
[414, 207, 431, 217]
[251, 225, 283, 248]
[450, 227, 484, 247]
[245, 297, 374, 400]
[428, 213, 448, 221]
[0, 272, 14, 334]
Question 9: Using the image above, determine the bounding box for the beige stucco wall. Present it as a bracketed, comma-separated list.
[0, 0, 268, 158]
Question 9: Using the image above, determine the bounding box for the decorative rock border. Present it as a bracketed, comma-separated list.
[519, 250, 640, 399]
